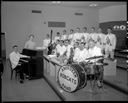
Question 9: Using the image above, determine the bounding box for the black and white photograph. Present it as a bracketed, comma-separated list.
[1, 1, 127, 101]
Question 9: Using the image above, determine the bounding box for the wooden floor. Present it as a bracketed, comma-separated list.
[2, 60, 61, 101]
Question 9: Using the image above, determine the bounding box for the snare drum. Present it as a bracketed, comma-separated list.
[57, 63, 87, 93]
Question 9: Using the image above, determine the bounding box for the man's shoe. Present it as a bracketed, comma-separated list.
[26, 75, 29, 79]
[20, 80, 24, 83]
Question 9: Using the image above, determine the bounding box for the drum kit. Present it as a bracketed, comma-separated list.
[57, 55, 108, 93]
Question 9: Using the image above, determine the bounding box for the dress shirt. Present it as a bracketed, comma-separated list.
[88, 46, 102, 62]
[9, 51, 28, 69]
[42, 39, 50, 49]
[73, 48, 88, 63]
[105, 33, 116, 50]
[56, 45, 67, 56]
[24, 40, 36, 50]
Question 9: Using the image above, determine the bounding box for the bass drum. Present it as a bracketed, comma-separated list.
[57, 63, 87, 93]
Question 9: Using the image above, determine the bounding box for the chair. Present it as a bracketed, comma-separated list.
[8, 58, 20, 80]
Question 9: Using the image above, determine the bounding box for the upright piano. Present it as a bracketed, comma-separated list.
[21, 48, 44, 80]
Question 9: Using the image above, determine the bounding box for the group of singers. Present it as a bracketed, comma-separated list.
[43, 27, 116, 61]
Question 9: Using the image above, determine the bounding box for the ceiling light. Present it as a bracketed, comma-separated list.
[52, 1, 61, 4]
[89, 3, 98, 7]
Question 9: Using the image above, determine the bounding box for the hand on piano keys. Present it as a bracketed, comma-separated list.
[20, 57, 30, 63]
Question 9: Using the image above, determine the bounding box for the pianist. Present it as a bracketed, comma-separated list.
[9, 45, 30, 83]
[24, 34, 36, 50]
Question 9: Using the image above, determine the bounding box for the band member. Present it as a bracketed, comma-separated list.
[61, 30, 67, 40]
[73, 41, 80, 50]
[9, 45, 30, 83]
[87, 39, 103, 88]
[42, 34, 51, 49]
[56, 40, 67, 57]
[73, 42, 88, 63]
[68, 29, 74, 41]
[64, 40, 73, 60]
[72, 27, 82, 43]
[24, 34, 36, 50]
[88, 39, 103, 62]
[81, 27, 89, 43]
[96, 28, 105, 52]
[54, 32, 61, 43]
[104, 27, 117, 59]
[89, 27, 97, 43]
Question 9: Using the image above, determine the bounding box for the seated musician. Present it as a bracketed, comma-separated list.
[24, 34, 36, 50]
[9, 45, 30, 83]
[87, 39, 104, 88]
[61, 30, 67, 41]
[73, 40, 80, 50]
[65, 40, 73, 59]
[56, 40, 67, 58]
[53, 32, 61, 43]
[73, 42, 88, 63]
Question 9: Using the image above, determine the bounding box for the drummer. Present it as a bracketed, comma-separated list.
[87, 39, 104, 88]
[73, 42, 88, 63]
[87, 39, 103, 62]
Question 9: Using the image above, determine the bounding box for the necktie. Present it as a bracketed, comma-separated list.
[106, 36, 111, 45]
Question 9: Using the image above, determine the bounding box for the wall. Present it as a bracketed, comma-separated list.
[99, 5, 127, 50]
[99, 5, 126, 23]
[1, 2, 99, 58]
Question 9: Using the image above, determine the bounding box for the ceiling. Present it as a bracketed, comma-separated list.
[2, 1, 126, 9]
[39, 1, 126, 9]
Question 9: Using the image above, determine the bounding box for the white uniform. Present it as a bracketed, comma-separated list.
[72, 33, 82, 41]
[56, 44, 67, 56]
[9, 52, 28, 69]
[42, 39, 50, 49]
[88, 46, 102, 62]
[65, 45, 73, 59]
[90, 33, 98, 42]
[73, 48, 88, 63]
[104, 33, 116, 58]
[24, 40, 36, 50]
[54, 36, 60, 43]
[82, 32, 90, 42]
[61, 34, 67, 40]
[96, 33, 105, 50]
[68, 33, 74, 40]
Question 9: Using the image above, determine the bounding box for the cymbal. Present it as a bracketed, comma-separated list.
[86, 56, 104, 60]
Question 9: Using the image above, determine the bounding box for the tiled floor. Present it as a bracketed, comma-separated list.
[104, 68, 128, 92]
[2, 60, 61, 101]
[44, 71, 128, 101]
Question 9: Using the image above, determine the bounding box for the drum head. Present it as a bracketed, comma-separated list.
[58, 65, 79, 93]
